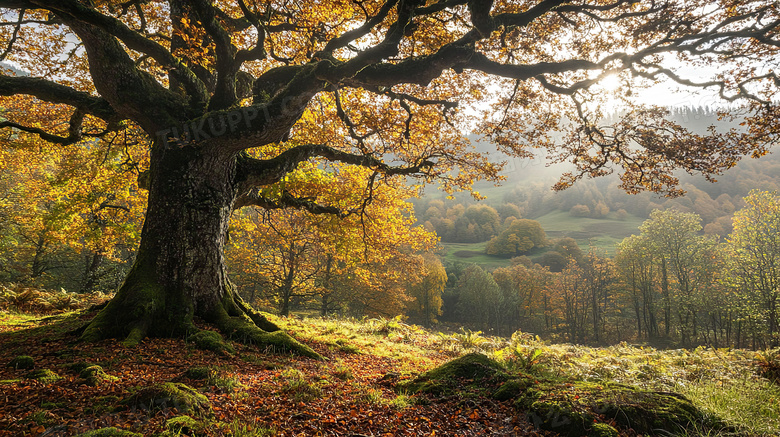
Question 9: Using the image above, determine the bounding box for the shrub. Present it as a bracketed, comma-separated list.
[570, 204, 591, 217]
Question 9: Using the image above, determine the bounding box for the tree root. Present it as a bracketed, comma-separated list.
[78, 270, 319, 358]
[212, 306, 321, 359]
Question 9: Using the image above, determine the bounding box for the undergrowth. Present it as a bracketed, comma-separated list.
[3, 306, 780, 436]
[269, 314, 780, 436]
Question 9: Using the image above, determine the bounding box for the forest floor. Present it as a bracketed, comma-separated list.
[1, 306, 780, 436]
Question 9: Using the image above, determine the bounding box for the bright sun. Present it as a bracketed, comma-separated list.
[599, 73, 621, 92]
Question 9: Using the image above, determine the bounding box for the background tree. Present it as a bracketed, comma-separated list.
[639, 209, 718, 345]
[492, 261, 553, 334]
[726, 190, 780, 347]
[616, 235, 660, 340]
[0, 124, 146, 291]
[580, 248, 616, 343]
[456, 264, 502, 333]
[406, 254, 446, 326]
[227, 164, 435, 316]
[485, 218, 547, 257]
[1, 0, 778, 349]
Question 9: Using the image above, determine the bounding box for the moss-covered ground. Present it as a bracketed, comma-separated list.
[1, 307, 779, 436]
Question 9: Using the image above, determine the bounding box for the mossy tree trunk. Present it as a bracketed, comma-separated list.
[81, 142, 315, 356]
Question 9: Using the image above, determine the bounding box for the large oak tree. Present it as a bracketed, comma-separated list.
[0, 0, 778, 351]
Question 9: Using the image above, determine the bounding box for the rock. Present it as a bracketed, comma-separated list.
[188, 330, 235, 355]
[79, 365, 119, 386]
[399, 353, 507, 395]
[7, 355, 34, 370]
[24, 369, 61, 384]
[122, 382, 210, 414]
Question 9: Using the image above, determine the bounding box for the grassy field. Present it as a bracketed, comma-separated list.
[439, 241, 514, 269]
[2, 306, 780, 436]
[534, 210, 646, 254]
[440, 210, 646, 269]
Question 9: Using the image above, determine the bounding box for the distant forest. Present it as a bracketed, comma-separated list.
[405, 107, 780, 349]
[415, 107, 780, 245]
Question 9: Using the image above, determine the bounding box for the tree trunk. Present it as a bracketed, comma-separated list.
[79, 251, 104, 293]
[80, 144, 318, 358]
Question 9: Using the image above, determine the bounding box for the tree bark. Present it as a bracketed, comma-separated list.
[80, 142, 319, 358]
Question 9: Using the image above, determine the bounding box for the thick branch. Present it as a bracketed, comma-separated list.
[34, 0, 208, 114]
[236, 144, 433, 190]
[60, 19, 187, 133]
[190, 0, 240, 111]
[0, 75, 119, 122]
[234, 190, 347, 217]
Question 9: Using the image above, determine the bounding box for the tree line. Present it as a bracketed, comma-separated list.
[434, 191, 780, 349]
[415, 150, 780, 241]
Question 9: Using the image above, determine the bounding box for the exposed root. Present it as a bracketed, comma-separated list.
[213, 307, 321, 359]
[79, 262, 319, 359]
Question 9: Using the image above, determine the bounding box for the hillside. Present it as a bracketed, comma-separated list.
[416, 109, 780, 267]
[2, 304, 780, 436]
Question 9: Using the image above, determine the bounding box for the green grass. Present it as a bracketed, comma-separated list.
[533, 210, 645, 254]
[438, 210, 646, 267]
[440, 242, 513, 269]
[276, 315, 442, 372]
[278, 368, 324, 402]
[275, 314, 780, 436]
[677, 377, 780, 436]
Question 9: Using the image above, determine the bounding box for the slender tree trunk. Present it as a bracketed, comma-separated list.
[30, 232, 48, 279]
[661, 258, 671, 338]
[79, 251, 104, 293]
[320, 254, 334, 317]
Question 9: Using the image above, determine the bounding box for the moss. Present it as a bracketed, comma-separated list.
[515, 379, 721, 436]
[79, 365, 119, 386]
[400, 353, 507, 395]
[189, 330, 235, 355]
[85, 395, 122, 415]
[228, 293, 280, 332]
[74, 427, 142, 437]
[493, 379, 527, 401]
[122, 382, 210, 414]
[165, 415, 204, 435]
[41, 401, 66, 409]
[7, 355, 34, 370]
[0, 379, 22, 384]
[80, 251, 168, 345]
[590, 423, 618, 437]
[183, 366, 213, 380]
[217, 314, 321, 359]
[66, 361, 100, 374]
[24, 369, 61, 384]
[24, 409, 59, 427]
[593, 389, 711, 433]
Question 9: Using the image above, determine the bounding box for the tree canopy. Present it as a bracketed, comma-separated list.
[0, 0, 778, 347]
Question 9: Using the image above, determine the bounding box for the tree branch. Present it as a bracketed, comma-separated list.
[189, 0, 240, 111]
[318, 0, 400, 55]
[0, 75, 119, 122]
[57, 18, 188, 133]
[0, 108, 106, 145]
[0, 8, 25, 61]
[236, 143, 434, 191]
[35, 0, 209, 114]
[234, 189, 347, 216]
